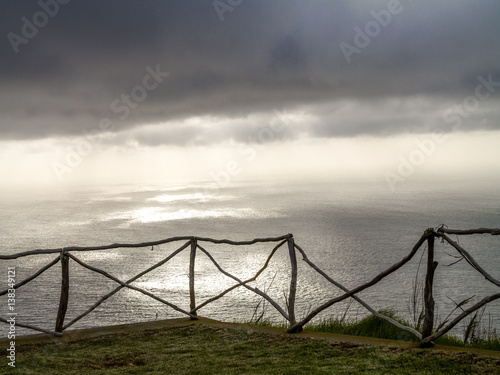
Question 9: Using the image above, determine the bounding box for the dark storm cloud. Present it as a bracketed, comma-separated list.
[1, 0, 499, 142]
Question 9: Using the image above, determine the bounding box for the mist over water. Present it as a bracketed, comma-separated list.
[1, 179, 499, 338]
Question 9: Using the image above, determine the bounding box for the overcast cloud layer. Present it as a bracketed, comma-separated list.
[1, 0, 500, 145]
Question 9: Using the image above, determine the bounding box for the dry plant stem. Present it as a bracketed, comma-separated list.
[420, 293, 500, 345]
[288, 230, 432, 333]
[293, 243, 422, 339]
[63, 241, 191, 330]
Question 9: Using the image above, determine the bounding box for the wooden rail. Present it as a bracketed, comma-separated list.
[1, 228, 498, 347]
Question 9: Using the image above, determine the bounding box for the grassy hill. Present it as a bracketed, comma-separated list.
[7, 323, 500, 374]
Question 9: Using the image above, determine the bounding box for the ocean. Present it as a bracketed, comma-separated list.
[1, 179, 499, 338]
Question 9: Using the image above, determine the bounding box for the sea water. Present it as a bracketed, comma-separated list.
[0, 179, 499, 338]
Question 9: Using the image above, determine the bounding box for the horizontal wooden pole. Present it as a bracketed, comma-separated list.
[437, 228, 500, 235]
[194, 234, 293, 245]
[0, 234, 293, 259]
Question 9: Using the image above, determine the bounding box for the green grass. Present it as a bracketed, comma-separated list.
[6, 324, 500, 374]
[248, 309, 500, 351]
[301, 309, 500, 351]
[434, 334, 500, 351]
[305, 310, 413, 340]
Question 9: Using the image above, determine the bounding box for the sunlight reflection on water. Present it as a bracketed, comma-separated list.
[102, 207, 259, 223]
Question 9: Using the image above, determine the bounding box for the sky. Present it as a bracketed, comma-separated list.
[1, 0, 500, 191]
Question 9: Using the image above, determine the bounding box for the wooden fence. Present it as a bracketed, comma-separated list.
[1, 227, 498, 347]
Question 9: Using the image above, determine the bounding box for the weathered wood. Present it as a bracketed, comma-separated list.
[55, 252, 69, 333]
[422, 233, 438, 346]
[292, 243, 422, 339]
[420, 293, 500, 346]
[196, 243, 289, 320]
[440, 233, 500, 287]
[288, 229, 432, 333]
[287, 237, 297, 326]
[0, 317, 62, 337]
[189, 239, 198, 320]
[2, 228, 497, 341]
[437, 228, 500, 235]
[0, 237, 195, 259]
[0, 256, 60, 296]
[66, 253, 196, 318]
[193, 240, 287, 313]
[0, 235, 293, 259]
[193, 234, 293, 245]
[63, 241, 191, 330]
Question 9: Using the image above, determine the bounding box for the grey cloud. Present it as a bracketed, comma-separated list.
[1, 0, 500, 143]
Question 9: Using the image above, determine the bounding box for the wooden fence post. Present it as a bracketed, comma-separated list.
[421, 231, 437, 346]
[189, 239, 198, 320]
[55, 250, 69, 333]
[287, 236, 297, 328]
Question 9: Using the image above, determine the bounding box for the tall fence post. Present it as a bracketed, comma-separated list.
[189, 238, 198, 320]
[421, 230, 437, 347]
[55, 250, 69, 333]
[287, 236, 297, 328]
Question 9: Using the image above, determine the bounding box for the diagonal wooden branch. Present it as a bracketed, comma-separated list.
[193, 240, 287, 313]
[420, 293, 500, 346]
[440, 233, 500, 288]
[288, 229, 432, 333]
[0, 317, 62, 337]
[293, 243, 422, 339]
[63, 241, 191, 330]
[0, 256, 60, 296]
[66, 253, 195, 319]
[196, 243, 289, 320]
